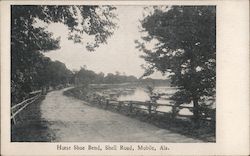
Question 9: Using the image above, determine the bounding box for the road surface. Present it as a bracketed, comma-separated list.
[40, 88, 202, 142]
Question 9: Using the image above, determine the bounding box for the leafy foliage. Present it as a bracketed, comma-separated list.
[12, 5, 117, 51]
[74, 67, 138, 85]
[136, 6, 216, 121]
[11, 5, 117, 104]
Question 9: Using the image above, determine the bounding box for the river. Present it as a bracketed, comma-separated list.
[118, 86, 193, 116]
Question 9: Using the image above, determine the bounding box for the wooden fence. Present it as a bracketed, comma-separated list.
[85, 96, 215, 123]
[11, 90, 43, 125]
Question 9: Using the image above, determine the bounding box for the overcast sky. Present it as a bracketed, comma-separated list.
[44, 6, 165, 79]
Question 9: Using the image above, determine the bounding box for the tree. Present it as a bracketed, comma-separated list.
[104, 73, 116, 84]
[96, 72, 105, 83]
[11, 5, 117, 52]
[11, 5, 117, 104]
[75, 67, 98, 85]
[136, 6, 216, 122]
[44, 61, 73, 88]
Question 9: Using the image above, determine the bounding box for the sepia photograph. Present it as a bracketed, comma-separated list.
[10, 5, 216, 143]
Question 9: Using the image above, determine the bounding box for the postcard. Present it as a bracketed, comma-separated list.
[1, 0, 249, 155]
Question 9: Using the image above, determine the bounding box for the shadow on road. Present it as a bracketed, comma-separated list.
[11, 96, 56, 142]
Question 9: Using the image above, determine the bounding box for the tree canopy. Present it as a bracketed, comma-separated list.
[136, 6, 216, 121]
[11, 5, 117, 104]
[11, 5, 117, 51]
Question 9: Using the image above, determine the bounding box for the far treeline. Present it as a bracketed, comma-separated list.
[74, 67, 170, 86]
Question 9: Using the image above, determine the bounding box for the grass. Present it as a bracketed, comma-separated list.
[11, 96, 56, 142]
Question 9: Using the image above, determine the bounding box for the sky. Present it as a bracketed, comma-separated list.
[44, 6, 165, 79]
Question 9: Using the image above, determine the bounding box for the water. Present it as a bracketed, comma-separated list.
[118, 87, 150, 101]
[92, 84, 214, 116]
[117, 86, 193, 115]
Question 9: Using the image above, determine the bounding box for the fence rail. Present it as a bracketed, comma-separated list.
[11, 90, 42, 125]
[85, 96, 215, 122]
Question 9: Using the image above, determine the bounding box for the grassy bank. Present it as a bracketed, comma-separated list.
[11, 96, 56, 142]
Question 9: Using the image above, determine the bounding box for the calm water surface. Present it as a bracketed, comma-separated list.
[117, 86, 193, 115]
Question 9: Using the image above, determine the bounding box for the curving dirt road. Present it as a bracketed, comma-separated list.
[40, 88, 202, 142]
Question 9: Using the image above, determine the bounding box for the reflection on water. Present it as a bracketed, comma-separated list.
[117, 86, 193, 115]
[118, 88, 150, 101]
[118, 86, 177, 102]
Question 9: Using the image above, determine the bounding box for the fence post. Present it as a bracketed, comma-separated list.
[148, 101, 152, 116]
[118, 101, 122, 111]
[105, 99, 109, 109]
[98, 98, 102, 106]
[129, 101, 133, 113]
[172, 105, 177, 118]
[11, 109, 16, 125]
[42, 87, 46, 95]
